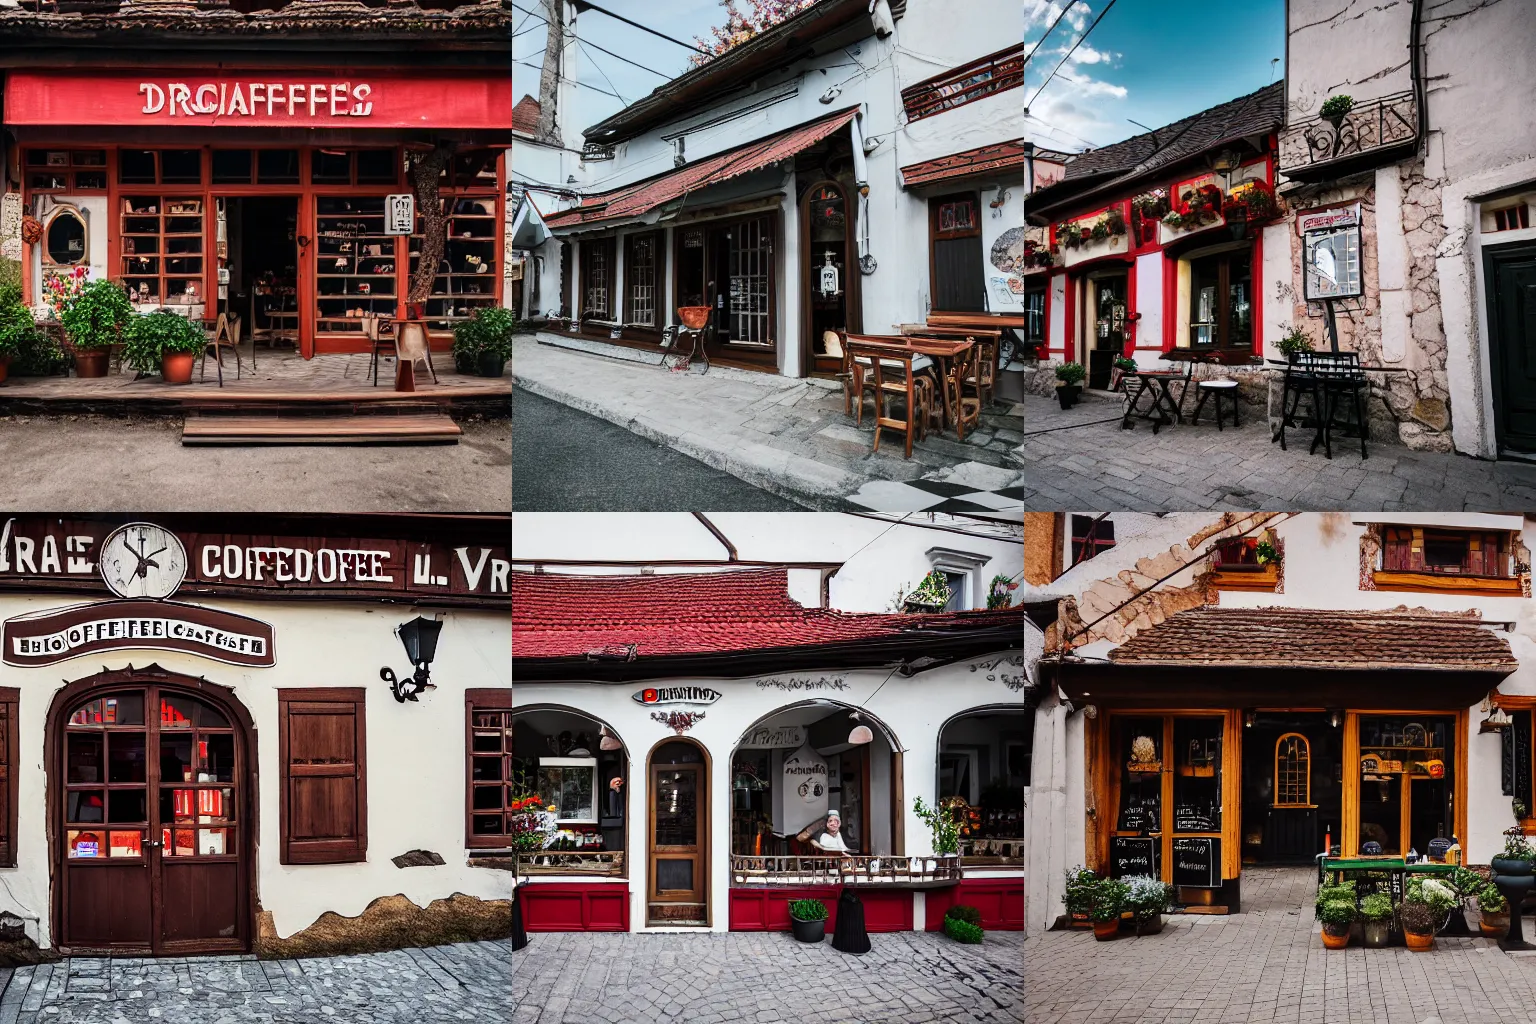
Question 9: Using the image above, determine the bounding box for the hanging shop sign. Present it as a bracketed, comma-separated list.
[738, 724, 807, 749]
[0, 517, 509, 603]
[1296, 203, 1360, 234]
[632, 686, 722, 706]
[385, 194, 415, 235]
[1, 71, 513, 130]
[783, 743, 829, 826]
[3, 599, 275, 668]
[1301, 203, 1364, 301]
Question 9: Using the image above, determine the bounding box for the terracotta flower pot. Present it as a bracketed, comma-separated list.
[1092, 919, 1120, 941]
[678, 306, 711, 330]
[1480, 910, 1510, 939]
[161, 351, 195, 384]
[1404, 929, 1435, 951]
[74, 349, 110, 378]
[1320, 924, 1350, 949]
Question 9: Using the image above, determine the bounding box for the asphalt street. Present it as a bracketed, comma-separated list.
[0, 415, 511, 511]
[512, 388, 800, 510]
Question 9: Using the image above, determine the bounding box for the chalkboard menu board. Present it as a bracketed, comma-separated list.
[1172, 837, 1220, 888]
[1111, 836, 1158, 878]
[1173, 806, 1216, 833]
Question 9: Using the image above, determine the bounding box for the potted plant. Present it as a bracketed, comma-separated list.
[1315, 882, 1357, 949]
[913, 795, 960, 855]
[1478, 883, 1510, 938]
[1090, 877, 1128, 941]
[451, 306, 515, 377]
[58, 279, 131, 378]
[943, 904, 984, 943]
[1400, 877, 1458, 951]
[1276, 323, 1314, 359]
[122, 311, 205, 384]
[1493, 827, 1535, 876]
[1111, 355, 1138, 392]
[1319, 94, 1354, 128]
[788, 898, 828, 943]
[1062, 866, 1098, 927]
[0, 290, 34, 385]
[1125, 875, 1173, 935]
[1359, 892, 1394, 947]
[1055, 362, 1086, 409]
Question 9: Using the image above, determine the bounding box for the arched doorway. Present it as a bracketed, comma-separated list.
[937, 704, 1027, 865]
[508, 705, 629, 869]
[47, 665, 256, 955]
[645, 738, 710, 927]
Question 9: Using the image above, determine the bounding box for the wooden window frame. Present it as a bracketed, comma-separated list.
[466, 687, 512, 850]
[1187, 249, 1253, 350]
[0, 689, 16, 868]
[580, 236, 617, 322]
[1273, 732, 1313, 808]
[1374, 526, 1520, 594]
[24, 149, 108, 194]
[900, 43, 1024, 123]
[1069, 514, 1115, 564]
[277, 687, 367, 866]
[623, 231, 665, 330]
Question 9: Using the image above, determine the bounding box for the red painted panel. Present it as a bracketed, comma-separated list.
[520, 883, 630, 932]
[925, 877, 1025, 931]
[4, 71, 512, 130]
[728, 887, 914, 932]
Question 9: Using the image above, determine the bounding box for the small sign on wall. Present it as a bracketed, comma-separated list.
[385, 194, 414, 235]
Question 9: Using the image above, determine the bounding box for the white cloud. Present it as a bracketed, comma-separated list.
[1068, 44, 1115, 66]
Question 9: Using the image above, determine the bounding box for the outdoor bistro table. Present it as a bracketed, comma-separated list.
[1266, 359, 1410, 455]
[901, 335, 975, 434]
[1120, 369, 1187, 433]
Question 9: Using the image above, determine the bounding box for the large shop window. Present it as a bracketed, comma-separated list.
[121, 196, 205, 308]
[119, 149, 204, 186]
[1356, 715, 1454, 858]
[277, 689, 366, 865]
[938, 709, 1026, 865]
[315, 197, 398, 333]
[725, 216, 772, 346]
[406, 152, 500, 334]
[580, 238, 615, 321]
[0, 689, 15, 868]
[25, 150, 107, 193]
[510, 709, 626, 873]
[1110, 714, 1225, 892]
[624, 232, 663, 328]
[1188, 250, 1252, 349]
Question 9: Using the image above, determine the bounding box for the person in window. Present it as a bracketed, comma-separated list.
[813, 809, 854, 854]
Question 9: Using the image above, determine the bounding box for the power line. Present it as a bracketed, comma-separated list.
[1025, 0, 1119, 110]
[514, 59, 624, 100]
[568, 0, 713, 57]
[511, 2, 676, 81]
[578, 39, 630, 107]
[1022, 0, 1081, 68]
[1023, 111, 1098, 151]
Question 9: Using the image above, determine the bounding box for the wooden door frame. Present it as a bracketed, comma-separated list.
[928, 190, 982, 312]
[1484, 240, 1536, 453]
[45, 664, 257, 956]
[799, 178, 862, 377]
[1341, 708, 1467, 858]
[644, 736, 711, 927]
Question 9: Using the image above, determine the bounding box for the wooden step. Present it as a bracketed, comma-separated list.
[182, 412, 462, 446]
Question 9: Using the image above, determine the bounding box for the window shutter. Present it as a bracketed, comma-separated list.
[0, 689, 16, 868]
[279, 688, 367, 864]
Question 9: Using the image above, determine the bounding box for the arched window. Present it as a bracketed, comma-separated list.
[1274, 732, 1311, 807]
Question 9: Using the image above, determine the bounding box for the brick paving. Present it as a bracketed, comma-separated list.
[0, 940, 512, 1023]
[512, 334, 1025, 511]
[1020, 392, 1536, 511]
[1026, 867, 1536, 1024]
[512, 929, 1024, 1023]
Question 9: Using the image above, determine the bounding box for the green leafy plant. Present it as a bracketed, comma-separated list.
[1316, 898, 1357, 928]
[451, 306, 516, 363]
[1407, 877, 1459, 916]
[1124, 875, 1174, 922]
[1446, 867, 1486, 899]
[943, 916, 984, 943]
[1113, 356, 1138, 372]
[1315, 882, 1357, 918]
[1319, 94, 1355, 123]
[903, 569, 953, 611]
[1062, 866, 1098, 917]
[1502, 827, 1536, 862]
[1277, 322, 1314, 356]
[121, 311, 205, 374]
[914, 795, 961, 854]
[788, 898, 827, 922]
[58, 279, 131, 352]
[1479, 884, 1508, 914]
[1255, 542, 1280, 566]
[986, 574, 1018, 610]
[1055, 362, 1086, 386]
[945, 904, 982, 927]
[1359, 893, 1394, 922]
[1089, 877, 1129, 924]
[0, 287, 65, 376]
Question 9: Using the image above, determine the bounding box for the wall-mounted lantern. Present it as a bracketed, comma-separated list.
[380, 615, 443, 703]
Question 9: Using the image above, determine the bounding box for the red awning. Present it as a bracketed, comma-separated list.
[901, 139, 1025, 188]
[544, 108, 857, 230]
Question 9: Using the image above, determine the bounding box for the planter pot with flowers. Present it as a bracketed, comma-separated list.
[1125, 875, 1174, 936]
[1315, 882, 1357, 949]
[788, 898, 828, 943]
[1478, 884, 1510, 938]
[123, 310, 206, 384]
[1319, 94, 1354, 130]
[58, 278, 131, 379]
[1400, 877, 1459, 952]
[1359, 893, 1393, 947]
[1061, 866, 1098, 929]
[1055, 362, 1086, 409]
[1090, 877, 1128, 940]
[451, 306, 515, 377]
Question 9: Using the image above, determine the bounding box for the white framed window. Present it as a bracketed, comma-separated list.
[925, 547, 991, 611]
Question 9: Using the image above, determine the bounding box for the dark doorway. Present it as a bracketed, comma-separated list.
[224, 197, 299, 352]
[1486, 242, 1536, 454]
[929, 192, 985, 312]
[1088, 272, 1128, 391]
[1240, 712, 1343, 865]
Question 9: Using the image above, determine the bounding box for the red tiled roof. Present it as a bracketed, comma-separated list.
[512, 568, 1022, 660]
[902, 139, 1028, 188]
[1108, 607, 1518, 672]
[513, 94, 541, 135]
[543, 108, 856, 230]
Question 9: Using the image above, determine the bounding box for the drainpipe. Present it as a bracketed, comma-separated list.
[1410, 0, 1427, 144]
[851, 108, 871, 264]
[1024, 140, 1036, 194]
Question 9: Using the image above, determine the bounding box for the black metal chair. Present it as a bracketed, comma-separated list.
[1298, 351, 1370, 459]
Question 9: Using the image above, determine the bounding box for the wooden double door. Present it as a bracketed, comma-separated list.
[56, 681, 250, 954]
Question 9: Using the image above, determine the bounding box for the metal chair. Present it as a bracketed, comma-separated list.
[199, 312, 242, 386]
[1297, 351, 1369, 459]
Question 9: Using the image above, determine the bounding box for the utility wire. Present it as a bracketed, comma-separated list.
[568, 0, 713, 57]
[511, 3, 676, 79]
[1022, 0, 1081, 69]
[514, 60, 624, 100]
[1025, 0, 1119, 109]
[578, 38, 630, 107]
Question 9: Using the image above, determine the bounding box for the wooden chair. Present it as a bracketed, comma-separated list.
[947, 344, 984, 442]
[824, 330, 860, 416]
[199, 312, 242, 386]
[362, 314, 397, 386]
[845, 335, 934, 458]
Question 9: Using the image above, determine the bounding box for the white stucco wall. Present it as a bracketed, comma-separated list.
[0, 595, 511, 947]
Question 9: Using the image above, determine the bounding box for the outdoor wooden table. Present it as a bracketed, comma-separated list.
[902, 336, 974, 432]
[1121, 371, 1185, 433]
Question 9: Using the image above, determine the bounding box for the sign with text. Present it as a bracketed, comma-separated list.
[4, 599, 275, 667]
[0, 517, 509, 604]
[1171, 837, 1220, 888]
[738, 724, 807, 749]
[2, 71, 513, 130]
[783, 743, 829, 828]
[1110, 836, 1158, 879]
[631, 686, 721, 706]
[385, 194, 415, 235]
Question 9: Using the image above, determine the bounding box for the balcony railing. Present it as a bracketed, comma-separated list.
[901, 43, 1024, 123]
[1278, 91, 1419, 178]
[731, 854, 962, 889]
[959, 838, 1024, 864]
[516, 850, 625, 876]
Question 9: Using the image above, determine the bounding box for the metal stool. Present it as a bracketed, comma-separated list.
[1191, 379, 1240, 430]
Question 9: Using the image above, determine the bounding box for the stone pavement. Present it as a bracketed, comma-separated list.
[512, 333, 1024, 513]
[0, 939, 511, 1023]
[512, 929, 1023, 1023]
[1027, 867, 1536, 1024]
[1020, 392, 1536, 511]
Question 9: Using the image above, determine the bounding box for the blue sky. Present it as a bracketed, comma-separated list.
[1023, 0, 1285, 152]
[513, 0, 1287, 150]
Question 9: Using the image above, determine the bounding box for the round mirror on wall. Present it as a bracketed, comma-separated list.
[46, 208, 87, 266]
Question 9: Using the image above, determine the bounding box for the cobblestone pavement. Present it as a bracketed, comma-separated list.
[513, 334, 1024, 511]
[1020, 392, 1536, 511]
[513, 929, 1023, 1023]
[1027, 867, 1536, 1024]
[0, 940, 511, 1023]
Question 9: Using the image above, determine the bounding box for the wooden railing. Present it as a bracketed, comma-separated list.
[516, 850, 625, 876]
[731, 854, 962, 889]
[959, 838, 1024, 865]
[1278, 91, 1418, 175]
[901, 43, 1024, 123]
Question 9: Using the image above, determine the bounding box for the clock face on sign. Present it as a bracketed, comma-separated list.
[100, 523, 188, 600]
